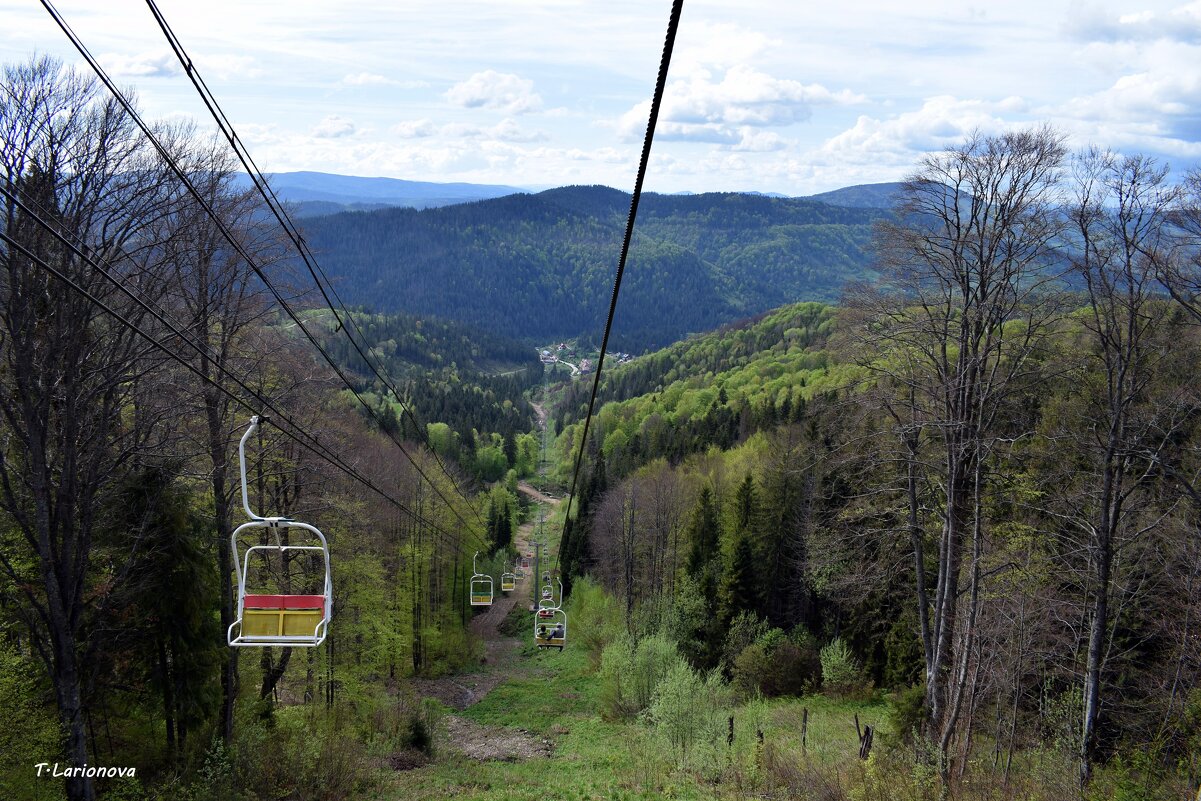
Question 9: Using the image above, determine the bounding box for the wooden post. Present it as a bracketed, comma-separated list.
[854, 714, 873, 760]
[801, 707, 808, 754]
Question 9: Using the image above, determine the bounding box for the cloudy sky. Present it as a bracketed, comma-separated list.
[2, 0, 1199, 195]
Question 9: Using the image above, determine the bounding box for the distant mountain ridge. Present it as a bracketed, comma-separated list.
[807, 182, 905, 209]
[298, 185, 890, 352]
[233, 171, 524, 216]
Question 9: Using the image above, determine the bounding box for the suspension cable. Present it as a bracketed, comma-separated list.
[553, 0, 683, 577]
[142, 0, 490, 531]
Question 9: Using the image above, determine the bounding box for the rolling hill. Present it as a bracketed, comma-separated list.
[299, 186, 888, 352]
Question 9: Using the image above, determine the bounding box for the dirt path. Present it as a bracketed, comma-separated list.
[442, 715, 554, 761]
[409, 510, 540, 711]
[517, 481, 559, 506]
[530, 401, 548, 429]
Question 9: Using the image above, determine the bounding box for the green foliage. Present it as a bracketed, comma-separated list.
[882, 613, 923, 689]
[564, 576, 622, 667]
[819, 638, 864, 697]
[645, 661, 730, 775]
[599, 632, 687, 721]
[0, 632, 63, 801]
[426, 421, 456, 456]
[718, 533, 761, 627]
[686, 487, 721, 577]
[475, 444, 508, 482]
[556, 302, 850, 478]
[889, 684, 927, 743]
[184, 705, 376, 801]
[1107, 747, 1168, 801]
[100, 468, 222, 761]
[316, 307, 539, 478]
[722, 611, 770, 671]
[730, 625, 820, 700]
[659, 573, 709, 648]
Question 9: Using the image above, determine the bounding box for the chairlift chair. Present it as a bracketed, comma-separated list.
[228, 417, 332, 648]
[534, 579, 566, 650]
[470, 551, 494, 607]
[500, 561, 516, 593]
[538, 577, 560, 610]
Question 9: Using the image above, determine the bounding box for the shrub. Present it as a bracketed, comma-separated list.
[819, 637, 863, 697]
[599, 632, 684, 720]
[0, 634, 64, 801]
[645, 662, 729, 775]
[889, 684, 926, 743]
[565, 576, 622, 667]
[731, 632, 820, 701]
[722, 610, 770, 670]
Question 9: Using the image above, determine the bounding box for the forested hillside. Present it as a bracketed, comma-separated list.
[300, 187, 883, 351]
[231, 171, 522, 216]
[547, 130, 1201, 800]
[312, 308, 540, 473]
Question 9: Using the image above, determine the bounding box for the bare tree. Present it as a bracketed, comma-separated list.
[153, 136, 288, 738]
[1059, 149, 1189, 785]
[0, 57, 180, 801]
[853, 125, 1068, 782]
[1158, 168, 1201, 326]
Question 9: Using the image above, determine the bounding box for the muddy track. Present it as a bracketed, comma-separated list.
[410, 510, 541, 711]
[517, 481, 559, 506]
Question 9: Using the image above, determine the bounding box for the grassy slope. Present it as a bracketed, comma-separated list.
[382, 632, 889, 800]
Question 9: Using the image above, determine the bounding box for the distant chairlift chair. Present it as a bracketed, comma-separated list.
[470, 551, 494, 607]
[228, 417, 332, 648]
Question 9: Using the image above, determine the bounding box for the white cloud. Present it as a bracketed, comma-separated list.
[617, 65, 865, 144]
[731, 128, 789, 152]
[342, 72, 429, 88]
[391, 119, 437, 138]
[1066, 2, 1201, 43]
[445, 70, 542, 114]
[391, 118, 545, 144]
[489, 118, 547, 143]
[673, 21, 780, 77]
[98, 50, 181, 78]
[820, 95, 1015, 165]
[312, 115, 357, 139]
[195, 54, 260, 81]
[1061, 69, 1201, 120]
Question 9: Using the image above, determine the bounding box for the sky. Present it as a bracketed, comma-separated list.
[2, 0, 1200, 195]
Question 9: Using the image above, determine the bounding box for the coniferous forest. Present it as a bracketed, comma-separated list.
[3, 54, 1201, 801]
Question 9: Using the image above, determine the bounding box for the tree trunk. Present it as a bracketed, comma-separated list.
[158, 636, 176, 761]
[49, 614, 95, 801]
[206, 391, 238, 742]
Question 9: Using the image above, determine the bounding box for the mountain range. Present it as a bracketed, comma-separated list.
[298, 184, 891, 352]
[233, 171, 524, 216]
